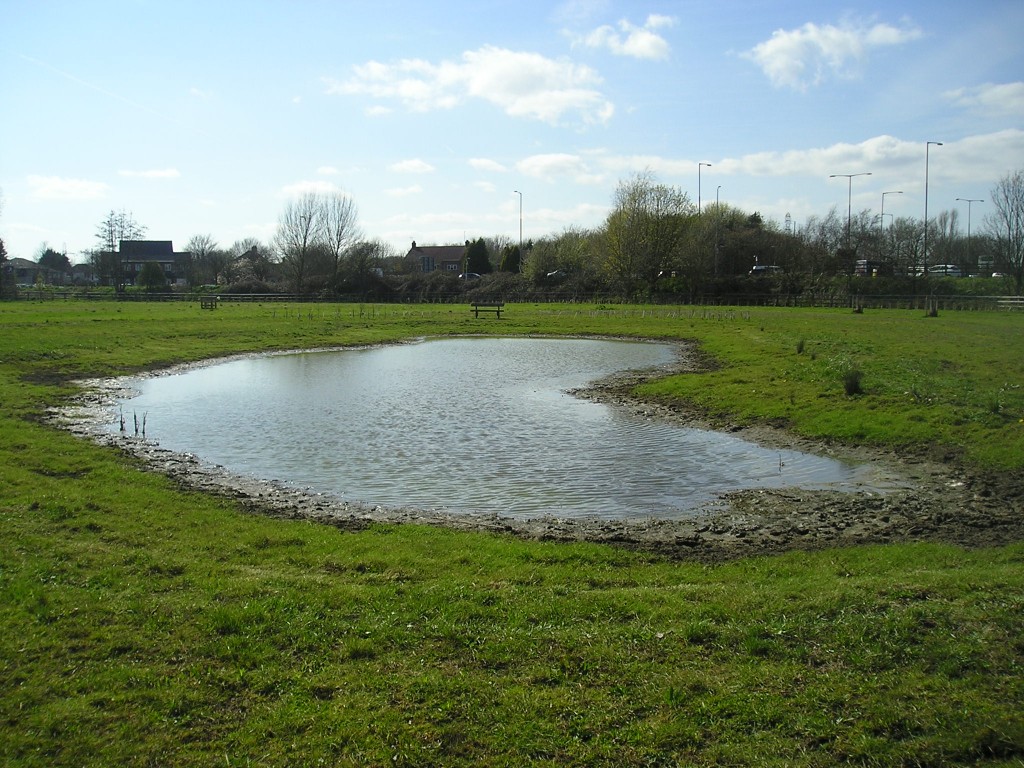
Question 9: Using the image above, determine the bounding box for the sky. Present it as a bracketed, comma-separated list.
[2, 0, 1022, 263]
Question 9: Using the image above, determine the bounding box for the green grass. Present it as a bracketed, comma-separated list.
[1, 299, 1023, 766]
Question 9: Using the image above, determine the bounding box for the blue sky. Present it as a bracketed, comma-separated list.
[3, 0, 1022, 263]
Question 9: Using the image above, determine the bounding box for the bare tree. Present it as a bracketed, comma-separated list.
[275, 193, 325, 293]
[986, 169, 1024, 293]
[185, 234, 231, 286]
[93, 209, 146, 288]
[323, 193, 361, 286]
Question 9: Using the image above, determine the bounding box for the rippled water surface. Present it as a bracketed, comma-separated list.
[110, 337, 872, 519]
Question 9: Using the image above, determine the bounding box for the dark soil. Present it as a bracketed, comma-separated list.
[52, 343, 1024, 563]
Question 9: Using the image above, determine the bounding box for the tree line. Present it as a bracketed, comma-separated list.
[5, 169, 1023, 299]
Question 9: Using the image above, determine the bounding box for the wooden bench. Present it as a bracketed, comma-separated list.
[471, 301, 504, 318]
[200, 296, 218, 310]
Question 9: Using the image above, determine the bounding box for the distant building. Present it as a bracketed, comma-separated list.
[406, 241, 466, 273]
[118, 240, 190, 286]
[4, 257, 62, 286]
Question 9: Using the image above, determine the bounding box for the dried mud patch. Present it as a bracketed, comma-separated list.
[51, 341, 1024, 563]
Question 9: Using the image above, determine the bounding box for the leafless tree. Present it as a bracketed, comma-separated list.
[184, 234, 231, 286]
[323, 193, 361, 284]
[276, 194, 326, 292]
[93, 209, 146, 288]
[986, 169, 1024, 292]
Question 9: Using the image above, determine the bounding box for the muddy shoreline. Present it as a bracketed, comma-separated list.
[52, 341, 1024, 562]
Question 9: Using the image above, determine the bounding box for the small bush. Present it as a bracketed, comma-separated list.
[843, 368, 865, 396]
[796, 338, 805, 355]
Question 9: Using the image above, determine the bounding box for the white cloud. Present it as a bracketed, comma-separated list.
[711, 130, 1024, 185]
[389, 159, 435, 174]
[279, 180, 342, 197]
[744, 18, 922, 90]
[317, 166, 340, 176]
[517, 153, 605, 185]
[386, 185, 423, 197]
[469, 158, 508, 173]
[117, 168, 181, 179]
[27, 175, 108, 200]
[579, 14, 676, 60]
[944, 82, 1024, 117]
[326, 45, 614, 126]
[474, 181, 497, 193]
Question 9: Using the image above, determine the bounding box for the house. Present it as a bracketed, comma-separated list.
[119, 240, 189, 286]
[406, 241, 466, 273]
[3, 257, 62, 287]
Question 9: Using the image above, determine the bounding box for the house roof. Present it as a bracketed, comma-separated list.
[406, 241, 466, 263]
[120, 240, 175, 260]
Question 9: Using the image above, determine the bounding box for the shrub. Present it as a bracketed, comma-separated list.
[843, 368, 865, 396]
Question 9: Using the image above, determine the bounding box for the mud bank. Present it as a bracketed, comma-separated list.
[53, 343, 1024, 562]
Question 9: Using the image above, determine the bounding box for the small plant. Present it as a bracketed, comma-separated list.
[843, 368, 865, 396]
[795, 338, 805, 354]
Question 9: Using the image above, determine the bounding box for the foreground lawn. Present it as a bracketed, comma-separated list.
[1, 300, 1022, 766]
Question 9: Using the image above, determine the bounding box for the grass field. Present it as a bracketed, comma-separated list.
[1, 299, 1022, 766]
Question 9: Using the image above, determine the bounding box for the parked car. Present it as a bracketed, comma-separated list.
[458, 273, 481, 280]
[749, 265, 783, 276]
[930, 264, 962, 277]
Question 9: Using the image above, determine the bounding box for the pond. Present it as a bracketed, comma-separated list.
[108, 337, 877, 520]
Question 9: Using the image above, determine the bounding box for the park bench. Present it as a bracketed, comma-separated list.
[471, 301, 505, 318]
[200, 296, 218, 310]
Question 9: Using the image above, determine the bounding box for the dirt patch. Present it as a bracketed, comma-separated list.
[51, 342, 1024, 563]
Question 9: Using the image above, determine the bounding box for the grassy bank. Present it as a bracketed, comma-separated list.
[2, 300, 1022, 766]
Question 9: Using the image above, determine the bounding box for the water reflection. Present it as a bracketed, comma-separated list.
[111, 337, 869, 520]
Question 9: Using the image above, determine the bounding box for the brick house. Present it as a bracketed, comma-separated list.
[406, 241, 467, 273]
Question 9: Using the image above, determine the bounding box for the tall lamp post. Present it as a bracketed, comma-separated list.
[880, 190, 902, 259]
[513, 190, 523, 267]
[715, 185, 722, 276]
[829, 172, 872, 250]
[698, 162, 712, 215]
[956, 197, 983, 271]
[923, 141, 942, 274]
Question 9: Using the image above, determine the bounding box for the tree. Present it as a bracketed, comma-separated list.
[986, 169, 1024, 293]
[322, 193, 361, 288]
[499, 244, 521, 273]
[275, 194, 327, 293]
[338, 239, 391, 295]
[136, 261, 167, 291]
[602, 172, 694, 295]
[465, 238, 492, 274]
[226, 239, 276, 284]
[185, 234, 231, 286]
[37, 246, 72, 276]
[94, 209, 146, 290]
[0, 237, 8, 297]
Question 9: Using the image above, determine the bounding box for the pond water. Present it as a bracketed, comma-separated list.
[109, 337, 874, 520]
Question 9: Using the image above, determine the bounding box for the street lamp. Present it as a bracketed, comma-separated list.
[715, 185, 722, 276]
[829, 172, 872, 250]
[513, 190, 523, 268]
[879, 190, 902, 258]
[698, 162, 712, 215]
[923, 141, 942, 274]
[956, 197, 983, 271]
